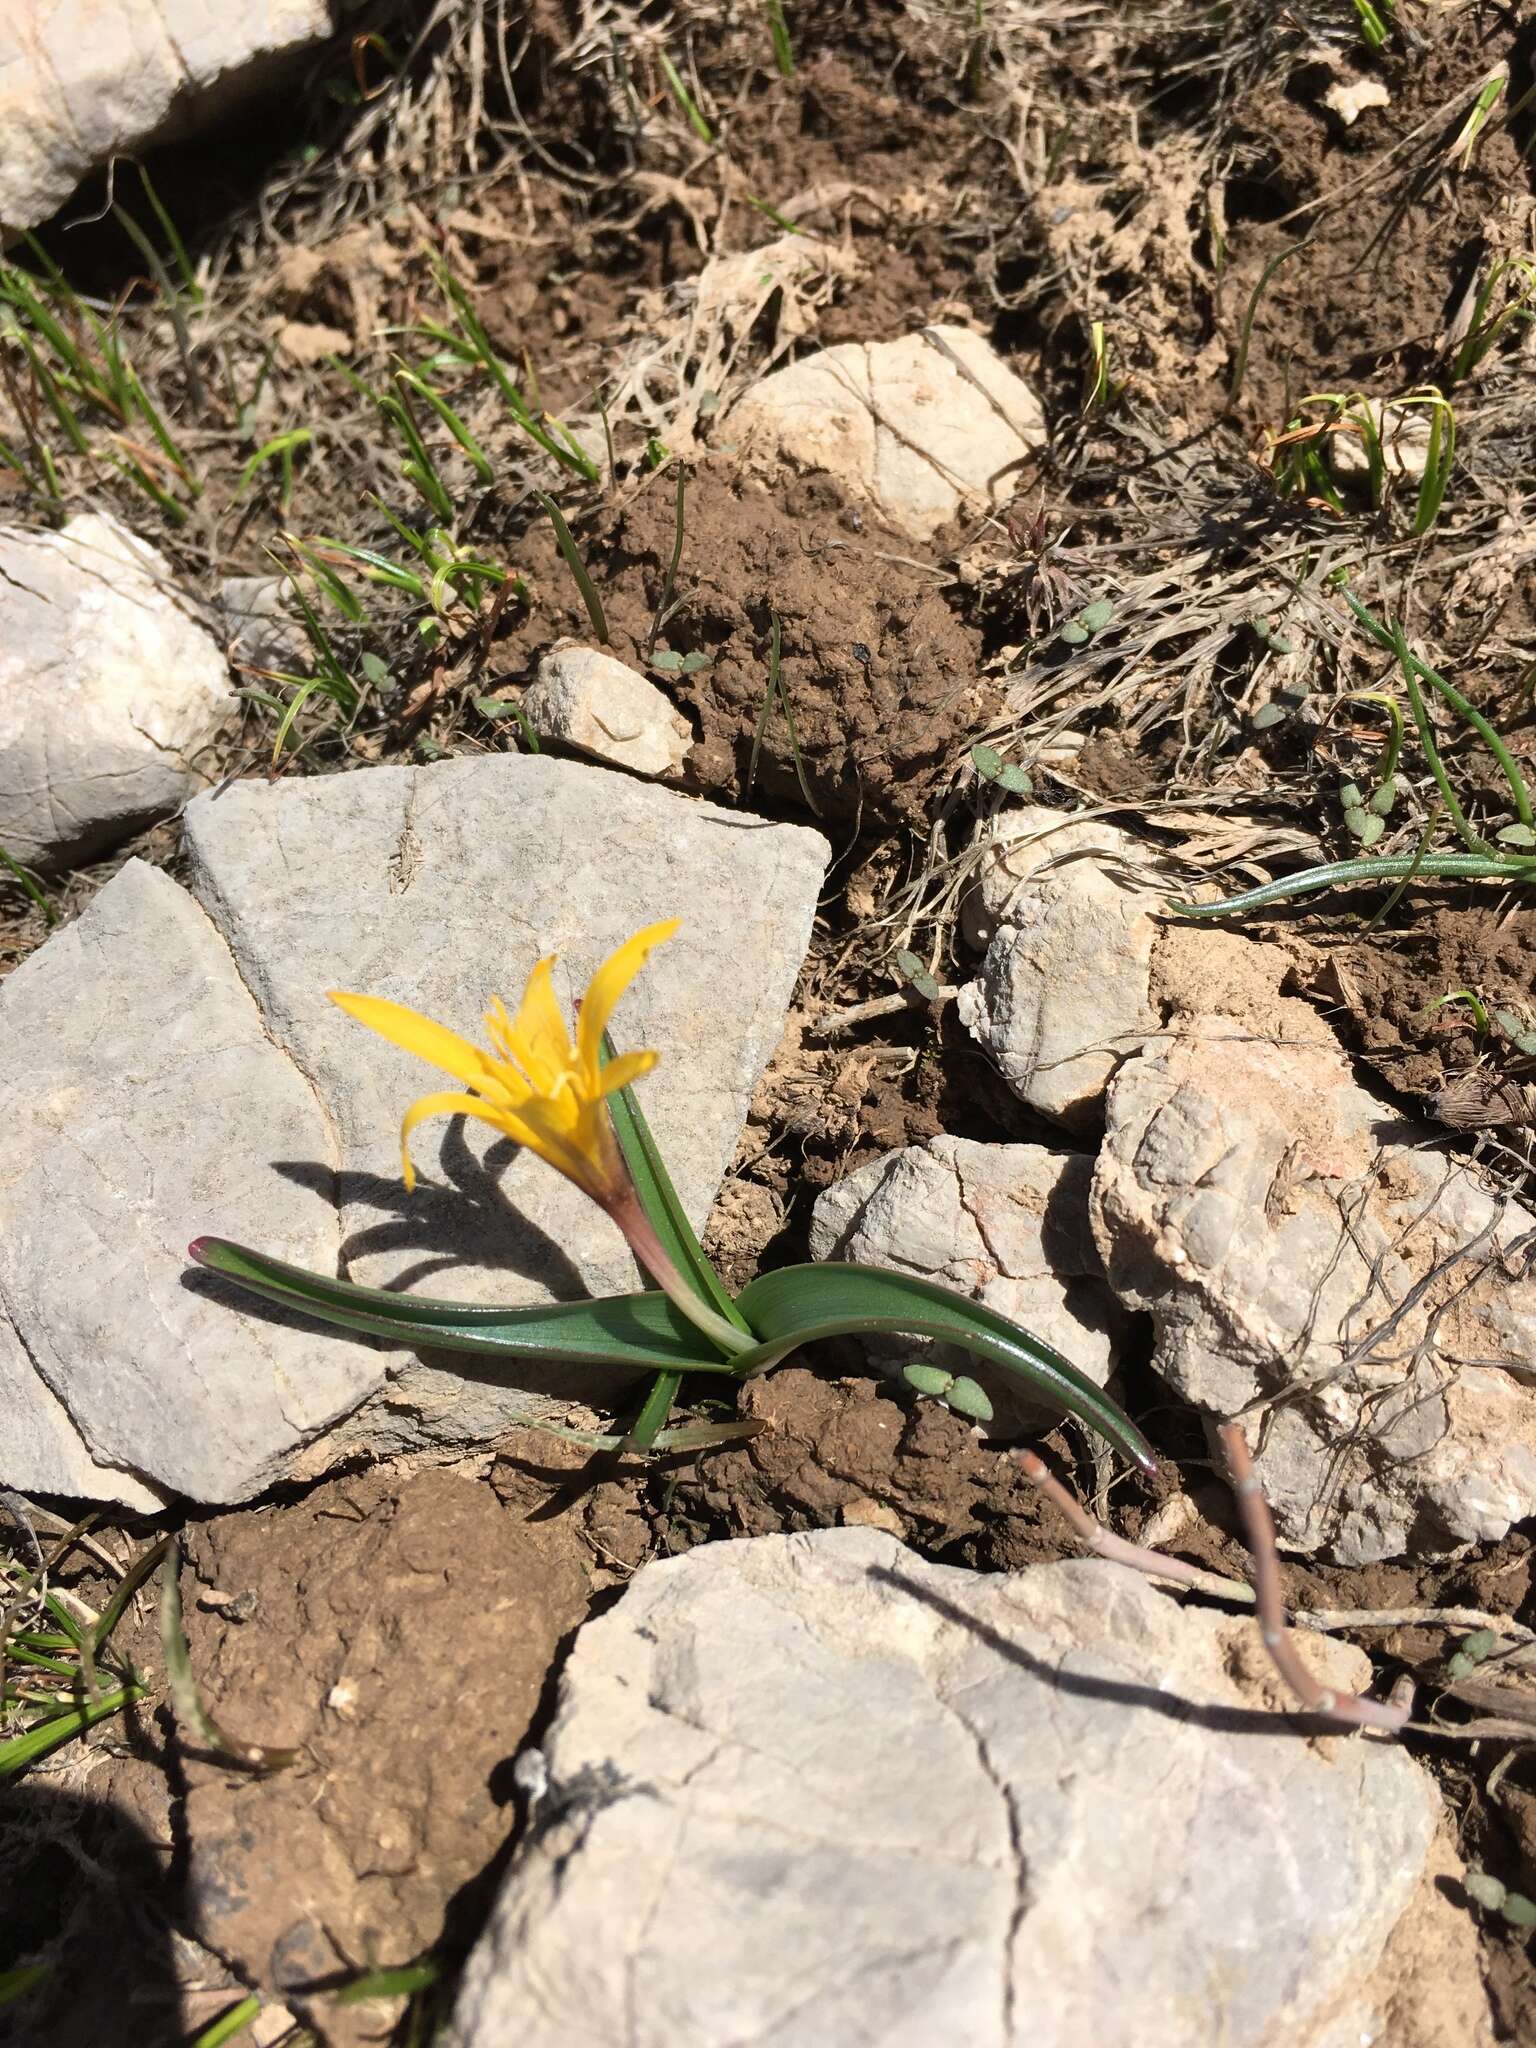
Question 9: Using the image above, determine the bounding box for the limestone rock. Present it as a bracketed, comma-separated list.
[808, 1133, 1126, 1414]
[0, 514, 235, 868]
[220, 574, 309, 676]
[1093, 1019, 1536, 1562]
[1328, 398, 1431, 483]
[729, 325, 1045, 542]
[1, 2, 337, 235]
[451, 1527, 1487, 2048]
[956, 809, 1167, 1129]
[0, 754, 827, 1504]
[522, 645, 692, 777]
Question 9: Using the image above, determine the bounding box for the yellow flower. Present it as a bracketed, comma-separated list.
[330, 920, 680, 1208]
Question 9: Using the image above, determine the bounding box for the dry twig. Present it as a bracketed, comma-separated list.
[1219, 1425, 1410, 1732]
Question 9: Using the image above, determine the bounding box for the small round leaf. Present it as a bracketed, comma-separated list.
[1464, 1870, 1507, 1912]
[945, 1376, 994, 1423]
[902, 1363, 954, 1398]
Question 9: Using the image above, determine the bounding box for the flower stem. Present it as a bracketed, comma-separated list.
[607, 1189, 754, 1360]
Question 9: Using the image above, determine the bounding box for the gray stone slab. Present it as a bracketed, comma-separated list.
[0, 860, 380, 1504]
[451, 1528, 1482, 2048]
[1, 756, 827, 1503]
[0, 514, 234, 869]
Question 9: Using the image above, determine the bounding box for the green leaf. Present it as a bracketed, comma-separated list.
[600, 1034, 754, 1338]
[902, 1363, 953, 1397]
[651, 649, 685, 672]
[1078, 599, 1115, 633]
[1058, 621, 1090, 646]
[1497, 823, 1536, 848]
[1465, 1870, 1507, 1911]
[1340, 782, 1364, 811]
[188, 1238, 735, 1372]
[0, 1685, 146, 1780]
[359, 651, 393, 689]
[1368, 777, 1398, 817]
[1251, 703, 1288, 731]
[946, 1375, 994, 1422]
[731, 1264, 1156, 1473]
[971, 742, 1004, 780]
[895, 948, 942, 1001]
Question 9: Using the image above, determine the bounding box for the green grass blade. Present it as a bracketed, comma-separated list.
[600, 1032, 753, 1334]
[732, 1264, 1156, 1473]
[337, 1960, 441, 2005]
[0, 841, 54, 924]
[765, 0, 794, 75]
[1413, 400, 1454, 534]
[136, 165, 200, 300]
[537, 493, 610, 643]
[1229, 242, 1305, 405]
[91, 1533, 173, 1655]
[658, 50, 714, 141]
[396, 366, 494, 481]
[0, 1964, 51, 2011]
[235, 429, 313, 501]
[0, 1684, 146, 1780]
[1169, 850, 1536, 918]
[626, 1370, 684, 1448]
[188, 1237, 736, 1370]
[188, 1995, 262, 2047]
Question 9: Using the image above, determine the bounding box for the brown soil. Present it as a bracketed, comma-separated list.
[486, 459, 990, 828]
[1313, 898, 1536, 1115]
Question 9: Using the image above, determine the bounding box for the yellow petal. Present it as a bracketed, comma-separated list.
[505, 956, 572, 1092]
[512, 1093, 621, 1202]
[575, 920, 680, 1076]
[330, 992, 499, 1094]
[398, 1090, 519, 1191]
[595, 1048, 658, 1098]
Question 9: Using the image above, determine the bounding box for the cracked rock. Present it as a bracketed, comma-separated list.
[450, 1527, 1487, 2048]
[729, 326, 1045, 542]
[956, 809, 1169, 1130]
[808, 1134, 1127, 1417]
[0, 753, 827, 1505]
[1, 2, 338, 235]
[522, 644, 692, 777]
[1092, 1019, 1536, 1563]
[0, 514, 236, 869]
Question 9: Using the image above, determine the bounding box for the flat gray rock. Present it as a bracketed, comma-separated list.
[0, 755, 826, 1504]
[0, 514, 235, 869]
[730, 326, 1045, 542]
[522, 644, 692, 777]
[451, 1528, 1486, 2048]
[956, 810, 1166, 1130]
